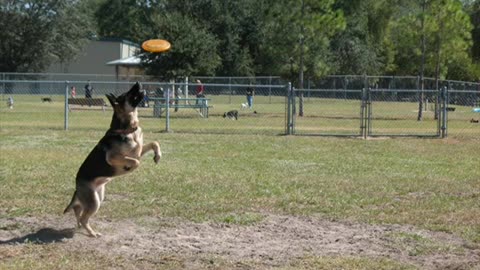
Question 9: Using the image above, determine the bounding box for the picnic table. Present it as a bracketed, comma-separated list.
[150, 97, 211, 118]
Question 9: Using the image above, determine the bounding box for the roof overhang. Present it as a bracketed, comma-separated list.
[106, 55, 142, 66]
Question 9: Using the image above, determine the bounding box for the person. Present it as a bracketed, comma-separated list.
[163, 87, 174, 104]
[71, 86, 76, 98]
[142, 93, 149, 107]
[7, 96, 14, 109]
[195, 79, 205, 104]
[246, 83, 255, 109]
[84, 81, 93, 98]
[174, 87, 182, 112]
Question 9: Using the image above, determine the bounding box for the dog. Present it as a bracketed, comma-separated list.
[223, 110, 238, 120]
[63, 82, 161, 237]
[41, 97, 52, 102]
[471, 118, 479, 123]
[241, 103, 248, 110]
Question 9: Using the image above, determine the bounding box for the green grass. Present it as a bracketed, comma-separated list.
[1, 130, 479, 237]
[1, 95, 479, 268]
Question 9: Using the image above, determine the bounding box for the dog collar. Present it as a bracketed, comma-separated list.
[110, 127, 137, 135]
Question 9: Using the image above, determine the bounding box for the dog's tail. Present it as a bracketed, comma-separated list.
[63, 190, 77, 214]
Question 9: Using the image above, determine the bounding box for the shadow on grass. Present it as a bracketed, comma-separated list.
[0, 228, 75, 245]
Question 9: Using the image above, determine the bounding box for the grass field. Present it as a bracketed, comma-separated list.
[1, 95, 479, 269]
[1, 93, 479, 137]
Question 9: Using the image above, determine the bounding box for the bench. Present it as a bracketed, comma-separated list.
[151, 98, 211, 118]
[68, 98, 107, 112]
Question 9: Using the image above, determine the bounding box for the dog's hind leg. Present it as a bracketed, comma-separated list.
[77, 186, 102, 237]
[73, 205, 83, 228]
[64, 190, 83, 228]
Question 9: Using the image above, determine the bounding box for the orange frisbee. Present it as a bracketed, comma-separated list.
[141, 39, 171, 53]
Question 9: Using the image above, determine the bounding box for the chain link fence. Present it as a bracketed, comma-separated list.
[1, 74, 478, 138]
[291, 76, 479, 138]
[0, 79, 288, 135]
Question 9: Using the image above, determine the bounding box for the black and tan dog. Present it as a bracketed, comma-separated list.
[63, 82, 161, 237]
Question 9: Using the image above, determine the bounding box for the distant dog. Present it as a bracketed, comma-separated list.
[471, 118, 479, 123]
[241, 103, 248, 110]
[63, 82, 161, 237]
[223, 110, 238, 120]
[41, 97, 52, 102]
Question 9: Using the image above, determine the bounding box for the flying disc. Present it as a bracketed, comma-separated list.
[142, 39, 171, 53]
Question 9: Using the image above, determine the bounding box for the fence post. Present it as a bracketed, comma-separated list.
[1, 73, 3, 101]
[367, 87, 372, 137]
[291, 84, 296, 134]
[185, 76, 189, 98]
[64, 81, 69, 130]
[269, 76, 272, 104]
[441, 86, 448, 138]
[286, 82, 293, 135]
[165, 87, 171, 132]
[360, 75, 368, 138]
[229, 77, 232, 104]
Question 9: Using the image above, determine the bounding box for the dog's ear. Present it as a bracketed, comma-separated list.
[130, 82, 141, 92]
[106, 93, 117, 107]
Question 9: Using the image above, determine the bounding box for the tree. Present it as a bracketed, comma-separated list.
[390, 0, 473, 79]
[390, 0, 474, 120]
[95, 0, 222, 78]
[95, 0, 150, 43]
[140, 11, 221, 79]
[0, 0, 94, 72]
[51, 1, 96, 66]
[164, 0, 270, 76]
[264, 0, 345, 80]
[263, 0, 345, 116]
[331, 0, 396, 75]
[465, 0, 480, 79]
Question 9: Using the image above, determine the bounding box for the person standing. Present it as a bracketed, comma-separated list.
[246, 83, 255, 109]
[7, 96, 14, 109]
[84, 81, 93, 98]
[71, 86, 76, 98]
[195, 79, 205, 104]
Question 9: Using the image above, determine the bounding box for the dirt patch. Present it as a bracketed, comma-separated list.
[1, 214, 479, 269]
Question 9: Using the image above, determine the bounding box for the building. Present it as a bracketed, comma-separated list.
[47, 38, 143, 78]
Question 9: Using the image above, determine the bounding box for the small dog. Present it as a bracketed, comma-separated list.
[41, 97, 52, 102]
[63, 82, 161, 237]
[241, 103, 248, 110]
[223, 110, 238, 120]
[471, 118, 479, 123]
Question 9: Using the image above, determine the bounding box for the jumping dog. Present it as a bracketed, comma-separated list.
[63, 82, 161, 237]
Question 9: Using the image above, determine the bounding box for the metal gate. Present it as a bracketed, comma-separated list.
[287, 85, 448, 138]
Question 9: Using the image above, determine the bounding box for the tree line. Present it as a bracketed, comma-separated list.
[1, 0, 479, 82]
